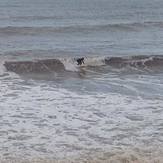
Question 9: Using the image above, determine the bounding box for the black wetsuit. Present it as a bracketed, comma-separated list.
[76, 57, 84, 65]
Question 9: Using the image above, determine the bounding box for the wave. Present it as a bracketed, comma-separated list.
[3, 55, 163, 75]
[105, 55, 163, 69]
[0, 21, 163, 36]
[0, 15, 63, 21]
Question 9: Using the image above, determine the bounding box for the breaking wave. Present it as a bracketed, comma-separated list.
[105, 55, 163, 69]
[0, 21, 163, 36]
[3, 55, 163, 75]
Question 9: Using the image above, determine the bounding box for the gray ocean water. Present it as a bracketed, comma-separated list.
[0, 0, 163, 162]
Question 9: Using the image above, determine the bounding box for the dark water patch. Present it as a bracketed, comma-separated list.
[8, 135, 32, 141]
[4, 59, 65, 74]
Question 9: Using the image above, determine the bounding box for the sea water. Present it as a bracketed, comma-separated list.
[0, 0, 163, 162]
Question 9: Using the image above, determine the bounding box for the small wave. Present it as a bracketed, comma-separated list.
[0, 21, 163, 36]
[13, 15, 63, 21]
[0, 15, 63, 21]
[3, 55, 163, 75]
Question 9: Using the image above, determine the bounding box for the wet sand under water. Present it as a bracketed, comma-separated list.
[1, 149, 163, 163]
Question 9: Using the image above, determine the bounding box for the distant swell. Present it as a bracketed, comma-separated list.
[4, 55, 163, 74]
[1, 21, 163, 36]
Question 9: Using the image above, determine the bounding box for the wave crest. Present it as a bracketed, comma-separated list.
[3, 55, 163, 74]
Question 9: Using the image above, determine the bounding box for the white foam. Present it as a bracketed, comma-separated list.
[0, 60, 6, 75]
[1, 66, 163, 160]
[81, 56, 105, 67]
[0, 76, 163, 159]
[59, 58, 79, 72]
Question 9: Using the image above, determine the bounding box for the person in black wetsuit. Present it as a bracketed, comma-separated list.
[76, 57, 84, 65]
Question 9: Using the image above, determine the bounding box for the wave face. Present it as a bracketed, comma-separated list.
[4, 55, 163, 75]
[4, 59, 65, 73]
[105, 55, 163, 69]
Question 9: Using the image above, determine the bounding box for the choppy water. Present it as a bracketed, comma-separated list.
[0, 0, 163, 162]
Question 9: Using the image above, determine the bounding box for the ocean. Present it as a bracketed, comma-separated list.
[0, 0, 163, 162]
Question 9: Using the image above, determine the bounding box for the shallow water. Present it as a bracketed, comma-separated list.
[0, 0, 163, 162]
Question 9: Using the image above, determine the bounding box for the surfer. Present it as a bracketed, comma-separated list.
[76, 57, 84, 65]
